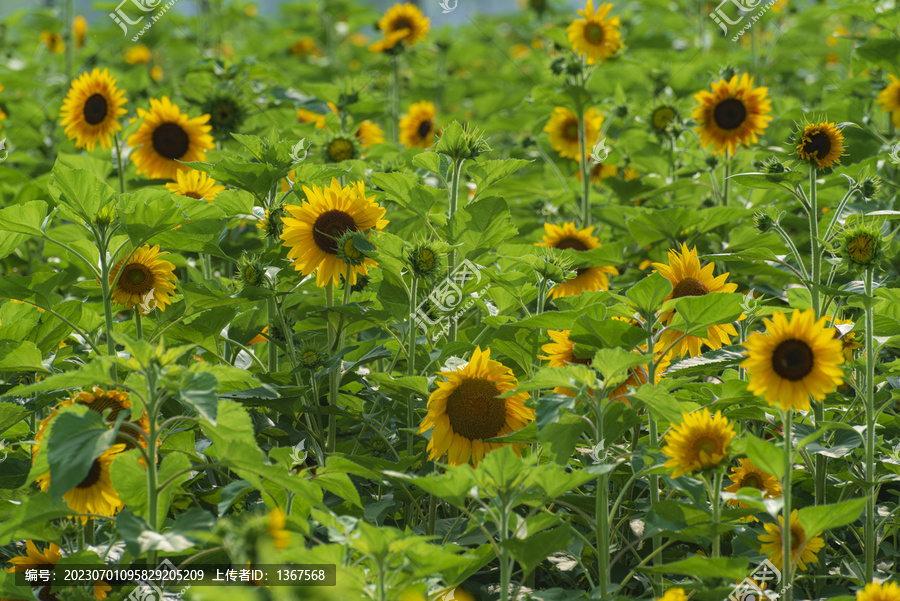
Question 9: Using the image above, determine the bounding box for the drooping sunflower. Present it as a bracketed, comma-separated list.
[652, 243, 739, 357]
[109, 245, 178, 314]
[724, 458, 782, 519]
[795, 122, 845, 169]
[418, 346, 535, 466]
[126, 96, 214, 180]
[399, 101, 437, 149]
[692, 74, 772, 156]
[36, 444, 127, 522]
[369, 3, 430, 53]
[165, 169, 226, 202]
[876, 74, 900, 127]
[543, 106, 604, 161]
[280, 179, 388, 287]
[323, 133, 361, 163]
[355, 120, 385, 148]
[59, 68, 128, 152]
[758, 509, 825, 572]
[857, 581, 900, 601]
[535, 222, 618, 298]
[567, 1, 622, 65]
[741, 309, 845, 412]
[662, 408, 735, 478]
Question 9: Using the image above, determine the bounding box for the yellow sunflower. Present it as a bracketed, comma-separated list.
[692, 74, 772, 156]
[126, 96, 214, 180]
[662, 408, 735, 478]
[795, 122, 845, 169]
[543, 106, 604, 161]
[567, 1, 622, 65]
[165, 169, 226, 202]
[418, 346, 535, 466]
[741, 309, 845, 412]
[876, 75, 900, 127]
[652, 243, 739, 357]
[536, 222, 618, 298]
[36, 444, 127, 522]
[857, 581, 900, 601]
[59, 68, 128, 152]
[73, 15, 88, 48]
[297, 108, 328, 129]
[369, 3, 430, 53]
[5, 540, 61, 572]
[268, 508, 290, 549]
[289, 36, 322, 57]
[40, 31, 65, 53]
[399, 101, 436, 149]
[724, 458, 782, 519]
[575, 162, 618, 183]
[827, 316, 863, 362]
[124, 44, 151, 64]
[355, 120, 385, 148]
[109, 245, 178, 314]
[758, 509, 825, 572]
[280, 179, 388, 287]
[655, 589, 688, 601]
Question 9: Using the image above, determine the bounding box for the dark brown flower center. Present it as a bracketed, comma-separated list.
[742, 475, 761, 490]
[76, 459, 102, 489]
[391, 17, 413, 33]
[152, 122, 190, 160]
[445, 378, 507, 441]
[183, 191, 204, 200]
[118, 263, 154, 295]
[697, 437, 717, 456]
[789, 524, 805, 552]
[86, 394, 125, 423]
[585, 23, 604, 43]
[771, 339, 814, 381]
[554, 237, 589, 251]
[313, 210, 357, 254]
[83, 93, 108, 125]
[713, 98, 747, 130]
[416, 120, 432, 139]
[672, 277, 709, 298]
[803, 132, 831, 159]
[564, 121, 579, 140]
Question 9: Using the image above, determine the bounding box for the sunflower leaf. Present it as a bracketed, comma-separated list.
[625, 272, 672, 317]
[731, 434, 784, 480]
[48, 163, 117, 225]
[0, 200, 47, 237]
[45, 406, 119, 500]
[797, 498, 866, 538]
[466, 158, 531, 200]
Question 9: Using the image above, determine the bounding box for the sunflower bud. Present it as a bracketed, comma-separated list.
[94, 204, 116, 227]
[433, 121, 491, 161]
[323, 133, 360, 163]
[535, 248, 575, 285]
[407, 241, 443, 280]
[762, 156, 786, 173]
[336, 230, 374, 267]
[839, 222, 884, 269]
[550, 57, 567, 76]
[705, 155, 719, 169]
[200, 92, 247, 143]
[753, 210, 776, 233]
[860, 176, 881, 200]
[237, 253, 268, 288]
[297, 343, 328, 370]
[719, 65, 737, 82]
[257, 206, 285, 239]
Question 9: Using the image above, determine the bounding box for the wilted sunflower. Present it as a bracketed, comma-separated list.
[280, 179, 388, 287]
[535, 222, 618, 298]
[662, 408, 735, 478]
[692, 74, 772, 156]
[165, 169, 226, 202]
[567, 1, 622, 65]
[355, 120, 385, 148]
[876, 74, 900, 127]
[109, 245, 179, 314]
[127, 96, 214, 180]
[758, 509, 825, 572]
[544, 106, 603, 161]
[417, 346, 535, 466]
[59, 68, 128, 152]
[36, 444, 127, 521]
[399, 101, 437, 149]
[369, 3, 430, 53]
[200, 92, 247, 141]
[742, 309, 844, 412]
[795, 122, 844, 169]
[857, 581, 900, 601]
[652, 243, 739, 357]
[323, 133, 361, 162]
[724, 458, 781, 519]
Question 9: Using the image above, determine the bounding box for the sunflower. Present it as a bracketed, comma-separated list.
[655, 589, 688, 601]
[355, 120, 385, 148]
[828, 316, 863, 362]
[280, 179, 388, 287]
[544, 106, 604, 161]
[267, 508, 290, 549]
[124, 44, 151, 64]
[417, 346, 535, 466]
[5, 540, 61, 572]
[758, 509, 825, 572]
[741, 309, 845, 412]
[692, 74, 772, 156]
[662, 408, 735, 478]
[289, 36, 322, 57]
[857, 581, 900, 601]
[150, 65, 164, 82]
[567, 1, 622, 65]
[650, 105, 678, 134]
[199, 92, 247, 141]
[651, 243, 739, 357]
[369, 3, 430, 53]
[109, 245, 178, 314]
[876, 75, 900, 127]
[126, 96, 214, 180]
[399, 101, 437, 149]
[73, 16, 87, 48]
[297, 108, 328, 129]
[40, 31, 65, 53]
[59, 68, 128, 152]
[165, 169, 226, 202]
[795, 122, 845, 169]
[36, 444, 127, 522]
[535, 222, 618, 298]
[724, 458, 781, 519]
[575, 162, 618, 183]
[323, 134, 361, 162]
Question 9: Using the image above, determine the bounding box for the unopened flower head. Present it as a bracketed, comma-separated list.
[839, 221, 885, 269]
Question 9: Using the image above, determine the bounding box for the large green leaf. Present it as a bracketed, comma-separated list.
[0, 340, 49, 372]
[116, 188, 184, 245]
[666, 293, 745, 338]
[447, 196, 517, 259]
[49, 163, 117, 224]
[0, 200, 47, 236]
[466, 158, 531, 199]
[797, 498, 866, 537]
[626, 272, 672, 317]
[45, 407, 119, 499]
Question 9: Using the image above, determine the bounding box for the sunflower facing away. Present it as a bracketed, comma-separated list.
[36, 444, 127, 522]
[59, 68, 128, 152]
[662, 408, 735, 478]
[535, 222, 618, 298]
[280, 179, 388, 287]
[109, 245, 179, 314]
[126, 96, 214, 180]
[652, 243, 739, 357]
[418, 346, 535, 466]
[758, 509, 825, 572]
[742, 309, 844, 412]
[724, 458, 782, 519]
[369, 3, 430, 53]
[692, 73, 772, 156]
[165, 169, 226, 202]
[828, 316, 863, 362]
[795, 122, 845, 169]
[857, 581, 900, 601]
[399, 101, 437, 149]
[876, 74, 900, 127]
[567, 1, 622, 65]
[544, 106, 604, 161]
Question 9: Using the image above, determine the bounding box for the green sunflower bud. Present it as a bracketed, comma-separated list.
[839, 221, 885, 269]
[323, 134, 361, 163]
[433, 121, 492, 161]
[762, 156, 786, 173]
[753, 210, 776, 233]
[860, 176, 882, 200]
[237, 253, 268, 288]
[336, 230, 374, 268]
[407, 242, 443, 280]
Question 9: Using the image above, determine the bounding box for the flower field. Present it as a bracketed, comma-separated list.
[2, 0, 900, 599]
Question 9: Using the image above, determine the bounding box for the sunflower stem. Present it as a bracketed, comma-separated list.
[536, 279, 547, 315]
[389, 55, 401, 145]
[64, 0, 73, 82]
[96, 230, 118, 382]
[499, 493, 511, 601]
[579, 108, 591, 228]
[113, 132, 126, 196]
[406, 275, 418, 457]
[711, 469, 723, 558]
[864, 266, 876, 582]
[447, 158, 465, 343]
[145, 365, 161, 569]
[594, 399, 609, 597]
[722, 157, 731, 207]
[135, 311, 143, 341]
[782, 409, 794, 601]
[808, 166, 821, 318]
[645, 321, 662, 593]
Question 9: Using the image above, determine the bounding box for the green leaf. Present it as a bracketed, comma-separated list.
[46, 408, 118, 499]
[412, 152, 453, 182]
[7, 358, 118, 396]
[474, 445, 531, 494]
[630, 385, 682, 423]
[516, 365, 595, 392]
[177, 371, 219, 424]
[626, 273, 673, 317]
[666, 293, 745, 338]
[569, 316, 649, 350]
[640, 555, 749, 580]
[729, 171, 806, 190]
[731, 434, 785, 480]
[0, 403, 30, 435]
[502, 524, 571, 576]
[185, 158, 290, 200]
[590, 348, 649, 382]
[116, 188, 184, 245]
[49, 163, 117, 224]
[389, 466, 474, 509]
[466, 159, 531, 199]
[0, 340, 49, 372]
[797, 498, 866, 537]
[0, 200, 47, 236]
[664, 346, 746, 376]
[0, 494, 72, 544]
[447, 196, 517, 259]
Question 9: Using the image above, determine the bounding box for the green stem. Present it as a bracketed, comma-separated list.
[407, 275, 418, 456]
[114, 132, 126, 196]
[146, 367, 160, 568]
[64, 0, 73, 81]
[722, 158, 731, 206]
[266, 297, 278, 373]
[579, 109, 591, 228]
[390, 55, 401, 145]
[782, 409, 794, 601]
[711, 470, 723, 558]
[536, 279, 547, 316]
[447, 159, 465, 343]
[499, 495, 511, 601]
[808, 166, 821, 317]
[814, 401, 825, 507]
[646, 322, 662, 592]
[325, 282, 337, 454]
[97, 232, 118, 382]
[595, 402, 609, 597]
[864, 267, 876, 582]
[135, 311, 143, 341]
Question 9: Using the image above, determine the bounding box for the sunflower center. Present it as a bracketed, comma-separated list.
[847, 235, 874, 261]
[445, 377, 507, 441]
[119, 263, 154, 295]
[76, 459, 103, 489]
[771, 339, 814, 381]
[327, 138, 355, 162]
[342, 237, 364, 260]
[313, 210, 357, 254]
[152, 122, 191, 160]
[564, 122, 579, 140]
[391, 17, 413, 34]
[585, 23, 604, 44]
[713, 98, 747, 130]
[789, 524, 805, 551]
[555, 237, 589, 251]
[216, 106, 231, 120]
[672, 277, 709, 298]
[417, 120, 432, 139]
[803, 132, 831, 159]
[742, 475, 761, 490]
[86, 394, 125, 423]
[183, 191, 204, 200]
[696, 437, 717, 456]
[83, 93, 108, 125]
